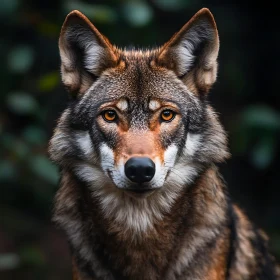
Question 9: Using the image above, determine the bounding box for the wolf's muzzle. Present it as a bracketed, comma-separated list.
[125, 157, 155, 184]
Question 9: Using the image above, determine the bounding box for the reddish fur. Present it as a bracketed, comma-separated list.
[114, 131, 165, 165]
[60, 10, 119, 62]
[49, 8, 280, 280]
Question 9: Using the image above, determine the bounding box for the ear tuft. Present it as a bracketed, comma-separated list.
[157, 8, 219, 94]
[59, 10, 118, 96]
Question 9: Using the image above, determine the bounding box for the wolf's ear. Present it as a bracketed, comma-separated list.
[157, 8, 219, 94]
[59, 10, 118, 96]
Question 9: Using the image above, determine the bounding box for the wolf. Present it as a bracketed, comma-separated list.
[49, 8, 280, 280]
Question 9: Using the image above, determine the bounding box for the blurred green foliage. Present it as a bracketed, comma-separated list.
[0, 1, 279, 279]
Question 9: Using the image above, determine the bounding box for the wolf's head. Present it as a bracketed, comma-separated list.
[49, 8, 229, 203]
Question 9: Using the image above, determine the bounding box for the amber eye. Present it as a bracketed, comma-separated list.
[102, 110, 117, 122]
[161, 110, 175, 122]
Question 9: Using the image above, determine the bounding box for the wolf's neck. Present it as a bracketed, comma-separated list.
[54, 166, 229, 279]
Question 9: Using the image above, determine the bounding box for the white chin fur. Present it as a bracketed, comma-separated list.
[164, 133, 201, 189]
[73, 138, 201, 234]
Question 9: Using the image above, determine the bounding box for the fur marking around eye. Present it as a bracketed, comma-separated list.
[116, 99, 128, 111]
[149, 100, 161, 111]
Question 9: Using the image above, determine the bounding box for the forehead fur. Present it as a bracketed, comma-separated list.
[81, 48, 193, 106]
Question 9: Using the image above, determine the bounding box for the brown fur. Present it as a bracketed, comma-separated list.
[50, 8, 280, 280]
[59, 10, 120, 95]
[56, 168, 229, 280]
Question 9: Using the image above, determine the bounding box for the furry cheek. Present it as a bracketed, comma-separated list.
[75, 131, 97, 162]
[164, 133, 202, 188]
[150, 144, 178, 188]
[99, 143, 128, 189]
[184, 133, 201, 157]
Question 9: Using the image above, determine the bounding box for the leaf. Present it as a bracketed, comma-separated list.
[1, 133, 29, 159]
[153, 0, 191, 10]
[0, 253, 20, 270]
[7, 45, 34, 74]
[1, 133, 15, 150]
[6, 91, 39, 115]
[37, 71, 60, 92]
[13, 141, 30, 159]
[231, 105, 280, 155]
[0, 161, 17, 181]
[250, 137, 276, 169]
[28, 155, 59, 185]
[0, 0, 19, 17]
[241, 105, 280, 130]
[122, 1, 153, 27]
[22, 126, 47, 146]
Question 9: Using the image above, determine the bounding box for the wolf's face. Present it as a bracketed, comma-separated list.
[49, 9, 229, 202]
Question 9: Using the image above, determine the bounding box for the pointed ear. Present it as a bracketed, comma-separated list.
[157, 8, 219, 94]
[59, 10, 119, 96]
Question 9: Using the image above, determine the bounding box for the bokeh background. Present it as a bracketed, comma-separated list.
[0, 0, 280, 279]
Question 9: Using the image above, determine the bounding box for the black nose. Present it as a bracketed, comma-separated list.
[125, 157, 155, 183]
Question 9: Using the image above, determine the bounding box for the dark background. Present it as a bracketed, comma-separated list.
[0, 0, 279, 279]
